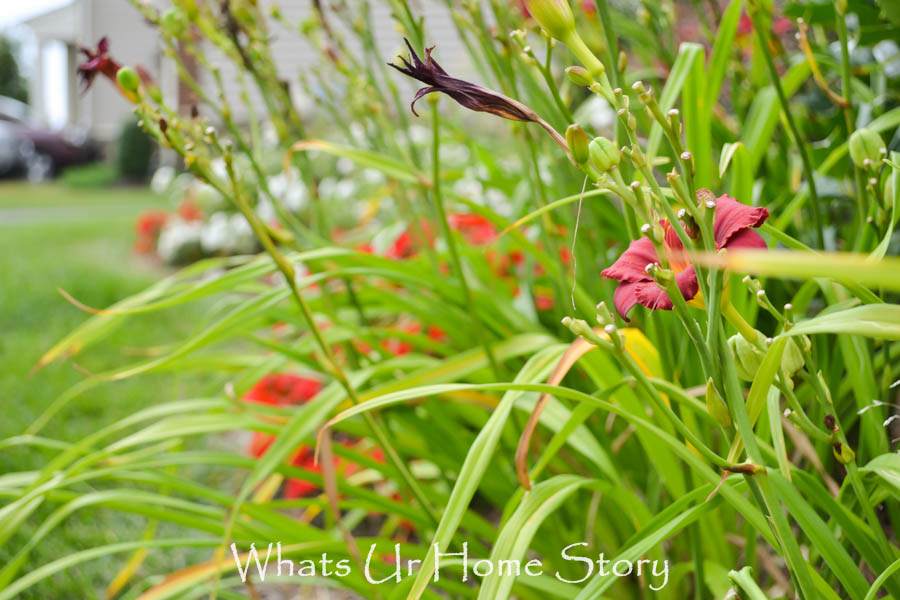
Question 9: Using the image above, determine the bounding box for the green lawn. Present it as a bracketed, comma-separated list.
[0, 182, 207, 598]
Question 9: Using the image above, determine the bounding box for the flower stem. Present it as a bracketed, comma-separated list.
[748, 3, 825, 248]
[431, 100, 503, 379]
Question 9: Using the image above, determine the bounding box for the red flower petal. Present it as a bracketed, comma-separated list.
[675, 265, 700, 302]
[634, 280, 673, 311]
[612, 267, 699, 320]
[612, 281, 644, 321]
[600, 236, 658, 283]
[723, 227, 767, 250]
[713, 195, 768, 249]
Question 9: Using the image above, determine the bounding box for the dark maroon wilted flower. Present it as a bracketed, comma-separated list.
[601, 193, 769, 320]
[77, 37, 121, 92]
[389, 39, 568, 151]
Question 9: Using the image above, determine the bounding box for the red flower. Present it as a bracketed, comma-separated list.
[772, 17, 793, 36]
[244, 374, 325, 497]
[77, 38, 121, 93]
[385, 230, 415, 260]
[133, 210, 169, 254]
[601, 194, 768, 320]
[379, 321, 446, 356]
[448, 212, 496, 245]
[244, 373, 323, 407]
[177, 200, 203, 222]
[737, 13, 752, 36]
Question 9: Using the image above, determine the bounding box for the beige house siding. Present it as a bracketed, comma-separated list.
[24, 0, 471, 143]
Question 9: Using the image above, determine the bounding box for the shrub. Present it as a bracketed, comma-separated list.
[59, 163, 118, 188]
[115, 115, 154, 181]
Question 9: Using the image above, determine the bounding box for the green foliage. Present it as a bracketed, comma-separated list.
[60, 163, 119, 188]
[0, 36, 27, 103]
[115, 116, 155, 181]
[3, 1, 900, 599]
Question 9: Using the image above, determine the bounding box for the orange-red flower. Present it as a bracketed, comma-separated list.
[601, 194, 768, 320]
[448, 213, 496, 245]
[243, 374, 324, 498]
[133, 210, 169, 254]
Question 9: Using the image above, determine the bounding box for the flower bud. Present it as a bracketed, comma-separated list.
[565, 66, 593, 87]
[728, 332, 765, 381]
[523, 0, 575, 41]
[781, 337, 808, 377]
[566, 124, 590, 165]
[589, 136, 621, 172]
[705, 378, 732, 428]
[161, 7, 188, 37]
[116, 66, 141, 93]
[832, 441, 855, 464]
[174, 0, 198, 19]
[849, 128, 885, 170]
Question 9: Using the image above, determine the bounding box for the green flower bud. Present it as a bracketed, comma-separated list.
[174, 0, 198, 19]
[832, 442, 855, 464]
[565, 66, 593, 87]
[728, 331, 765, 381]
[116, 67, 141, 93]
[146, 82, 162, 104]
[523, 0, 575, 41]
[589, 136, 621, 172]
[730, 331, 808, 382]
[849, 128, 885, 169]
[566, 124, 590, 165]
[161, 7, 188, 37]
[705, 378, 732, 428]
[781, 336, 808, 377]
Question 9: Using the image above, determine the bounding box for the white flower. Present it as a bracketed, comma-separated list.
[335, 179, 356, 201]
[267, 170, 307, 212]
[200, 212, 231, 253]
[256, 198, 277, 223]
[336, 157, 355, 176]
[150, 166, 175, 194]
[157, 220, 203, 263]
[453, 178, 483, 198]
[229, 213, 256, 254]
[362, 168, 385, 185]
[441, 143, 470, 167]
[210, 158, 228, 180]
[349, 122, 367, 144]
[485, 188, 511, 217]
[408, 124, 430, 145]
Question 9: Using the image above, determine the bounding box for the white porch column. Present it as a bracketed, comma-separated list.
[29, 38, 45, 124]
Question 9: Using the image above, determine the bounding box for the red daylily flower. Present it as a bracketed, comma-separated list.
[177, 200, 203, 222]
[601, 194, 768, 320]
[243, 373, 325, 498]
[379, 322, 447, 356]
[133, 210, 169, 254]
[385, 230, 415, 260]
[448, 212, 496, 245]
[244, 373, 323, 407]
[77, 38, 121, 92]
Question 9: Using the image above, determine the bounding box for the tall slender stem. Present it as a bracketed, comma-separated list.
[430, 100, 502, 378]
[748, 4, 825, 248]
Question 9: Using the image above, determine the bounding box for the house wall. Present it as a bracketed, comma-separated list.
[26, 0, 475, 145]
[84, 0, 161, 142]
[198, 0, 472, 128]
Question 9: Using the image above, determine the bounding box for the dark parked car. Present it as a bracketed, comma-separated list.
[0, 96, 100, 181]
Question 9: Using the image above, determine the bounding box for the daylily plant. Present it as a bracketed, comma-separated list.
[602, 194, 769, 320]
